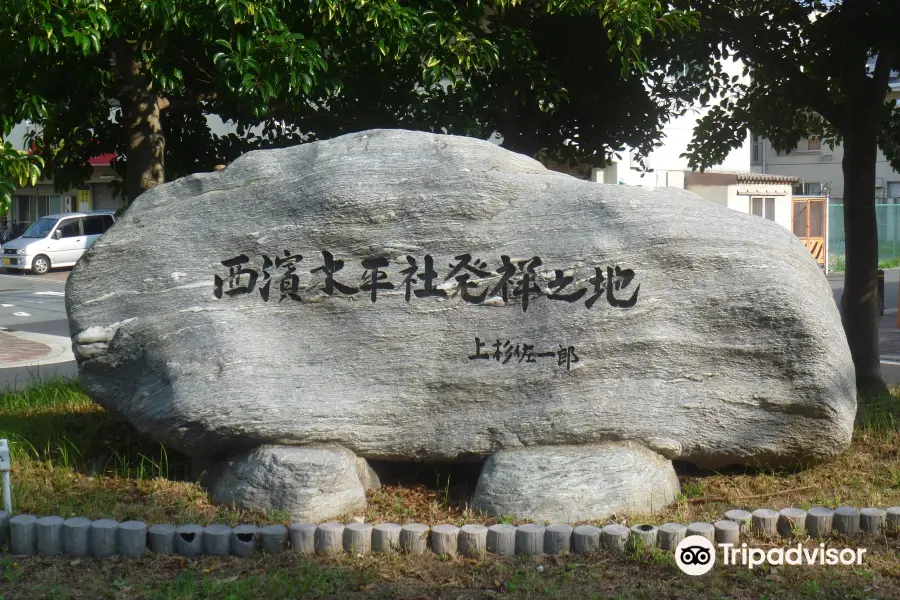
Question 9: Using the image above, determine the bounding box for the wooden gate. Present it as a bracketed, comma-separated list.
[792, 197, 826, 265]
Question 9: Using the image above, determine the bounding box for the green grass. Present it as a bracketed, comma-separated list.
[0, 376, 186, 480]
[829, 252, 900, 271]
[3, 379, 900, 599]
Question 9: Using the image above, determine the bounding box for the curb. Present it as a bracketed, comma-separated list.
[1, 506, 897, 559]
[0, 330, 74, 369]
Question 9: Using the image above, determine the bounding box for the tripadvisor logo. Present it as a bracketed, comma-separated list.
[675, 535, 716, 576]
[675, 535, 868, 575]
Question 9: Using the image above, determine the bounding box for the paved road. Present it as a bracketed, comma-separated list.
[828, 267, 900, 384]
[0, 268, 76, 389]
[827, 267, 900, 314]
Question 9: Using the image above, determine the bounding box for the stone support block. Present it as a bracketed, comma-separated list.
[260, 524, 288, 554]
[289, 523, 317, 554]
[344, 523, 373, 555]
[148, 524, 176, 554]
[806, 507, 834, 538]
[372, 523, 401, 554]
[777, 508, 807, 537]
[544, 524, 573, 555]
[600, 524, 629, 553]
[458, 524, 488, 558]
[751, 509, 778, 537]
[686, 522, 715, 543]
[232, 524, 258, 558]
[204, 524, 232, 556]
[486, 524, 516, 557]
[860, 508, 887, 534]
[63, 517, 92, 557]
[658, 523, 687, 551]
[90, 519, 118, 558]
[515, 524, 545, 555]
[400, 524, 429, 555]
[119, 521, 147, 558]
[9, 514, 37, 555]
[431, 524, 459, 557]
[833, 507, 860, 536]
[36, 516, 64, 556]
[175, 524, 204, 557]
[572, 525, 601, 554]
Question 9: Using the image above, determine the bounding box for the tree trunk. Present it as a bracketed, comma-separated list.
[841, 127, 887, 397]
[116, 44, 165, 202]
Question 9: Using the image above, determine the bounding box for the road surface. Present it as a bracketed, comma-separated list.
[0, 269, 76, 389]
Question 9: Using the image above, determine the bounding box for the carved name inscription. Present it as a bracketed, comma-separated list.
[214, 249, 640, 312]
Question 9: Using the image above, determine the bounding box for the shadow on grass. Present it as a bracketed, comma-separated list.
[856, 389, 900, 434]
[0, 375, 192, 480]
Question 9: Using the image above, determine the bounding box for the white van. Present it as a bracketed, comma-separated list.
[0, 210, 117, 274]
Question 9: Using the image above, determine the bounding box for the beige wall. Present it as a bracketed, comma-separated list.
[687, 181, 793, 232]
[685, 184, 728, 206]
[729, 184, 793, 232]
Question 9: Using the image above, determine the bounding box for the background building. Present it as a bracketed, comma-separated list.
[1, 114, 240, 239]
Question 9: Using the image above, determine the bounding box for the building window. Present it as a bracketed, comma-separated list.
[794, 182, 823, 196]
[751, 197, 776, 221]
[779, 136, 823, 156]
[14, 195, 32, 225]
[751, 134, 763, 164]
[888, 182, 900, 199]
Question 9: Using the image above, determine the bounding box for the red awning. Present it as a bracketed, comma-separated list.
[88, 153, 117, 166]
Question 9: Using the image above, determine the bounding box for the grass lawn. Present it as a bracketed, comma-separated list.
[2, 378, 900, 599]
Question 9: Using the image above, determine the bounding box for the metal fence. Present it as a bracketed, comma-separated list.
[0, 221, 26, 244]
[827, 201, 900, 271]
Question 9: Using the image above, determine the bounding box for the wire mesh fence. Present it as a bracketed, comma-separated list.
[827, 201, 900, 271]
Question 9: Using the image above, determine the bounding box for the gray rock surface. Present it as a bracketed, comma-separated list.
[472, 443, 680, 521]
[356, 458, 381, 491]
[66, 129, 855, 472]
[208, 445, 367, 520]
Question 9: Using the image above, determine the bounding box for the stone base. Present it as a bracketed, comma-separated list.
[208, 445, 370, 521]
[472, 443, 680, 522]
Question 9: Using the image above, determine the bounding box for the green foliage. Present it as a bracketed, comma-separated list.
[0, 1, 699, 201]
[0, 139, 43, 217]
[675, 1, 900, 172]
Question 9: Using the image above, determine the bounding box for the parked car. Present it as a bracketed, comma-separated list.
[0, 210, 117, 274]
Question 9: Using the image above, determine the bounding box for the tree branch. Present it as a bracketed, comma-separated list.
[158, 92, 218, 113]
[692, 0, 844, 129]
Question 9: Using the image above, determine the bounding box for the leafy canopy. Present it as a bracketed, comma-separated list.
[0, 1, 699, 207]
[675, 0, 900, 173]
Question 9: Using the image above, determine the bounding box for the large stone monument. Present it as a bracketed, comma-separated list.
[66, 129, 856, 522]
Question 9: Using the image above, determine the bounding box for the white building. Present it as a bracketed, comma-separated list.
[592, 106, 753, 189]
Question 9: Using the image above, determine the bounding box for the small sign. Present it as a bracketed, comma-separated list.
[78, 189, 91, 212]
